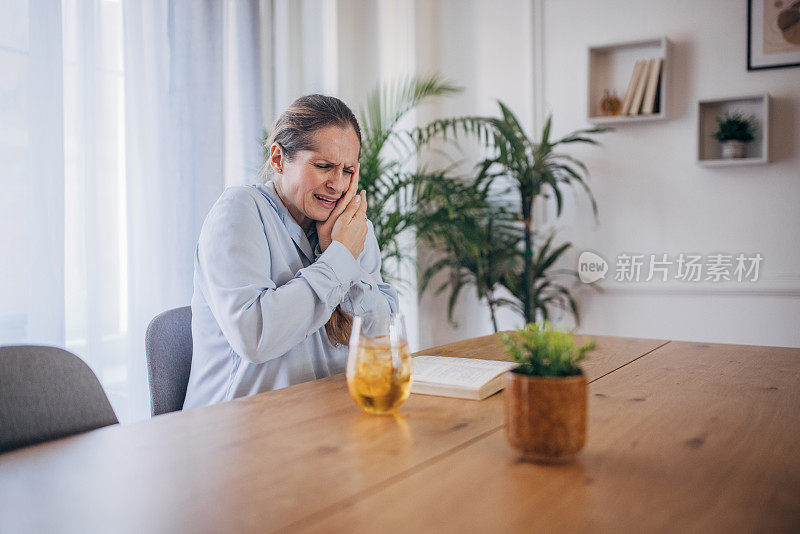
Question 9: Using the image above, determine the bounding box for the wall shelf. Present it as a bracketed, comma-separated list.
[587, 37, 670, 125]
[697, 94, 770, 167]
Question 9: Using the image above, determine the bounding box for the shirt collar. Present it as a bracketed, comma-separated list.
[254, 181, 316, 262]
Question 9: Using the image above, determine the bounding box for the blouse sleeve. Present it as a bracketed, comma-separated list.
[337, 220, 400, 318]
[195, 188, 362, 364]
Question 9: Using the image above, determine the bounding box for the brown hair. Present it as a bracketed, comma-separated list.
[263, 94, 361, 347]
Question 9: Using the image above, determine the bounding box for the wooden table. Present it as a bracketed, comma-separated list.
[1, 335, 798, 533]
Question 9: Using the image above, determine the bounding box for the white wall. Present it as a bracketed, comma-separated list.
[539, 0, 800, 347]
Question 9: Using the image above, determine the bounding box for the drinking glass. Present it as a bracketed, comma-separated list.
[346, 312, 412, 414]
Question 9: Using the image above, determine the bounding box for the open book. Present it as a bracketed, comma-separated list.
[411, 356, 518, 400]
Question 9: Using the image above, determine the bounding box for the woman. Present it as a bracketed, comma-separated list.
[183, 95, 399, 409]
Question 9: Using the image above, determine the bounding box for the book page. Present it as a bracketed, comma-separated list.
[412, 356, 517, 389]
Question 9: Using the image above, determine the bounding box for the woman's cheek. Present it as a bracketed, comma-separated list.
[314, 169, 330, 187]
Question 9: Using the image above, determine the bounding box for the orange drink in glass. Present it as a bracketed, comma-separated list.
[346, 313, 411, 414]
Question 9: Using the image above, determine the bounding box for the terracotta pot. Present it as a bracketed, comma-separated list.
[504, 370, 587, 463]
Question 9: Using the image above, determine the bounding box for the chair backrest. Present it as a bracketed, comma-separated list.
[145, 306, 193, 416]
[0, 345, 118, 453]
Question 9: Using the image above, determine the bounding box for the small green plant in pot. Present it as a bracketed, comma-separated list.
[499, 322, 596, 462]
[713, 111, 757, 159]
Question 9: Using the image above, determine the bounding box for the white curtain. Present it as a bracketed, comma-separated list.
[1, 0, 268, 422]
[0, 0, 67, 356]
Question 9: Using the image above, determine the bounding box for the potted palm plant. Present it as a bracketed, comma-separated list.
[418, 194, 581, 331]
[412, 103, 608, 324]
[499, 322, 596, 463]
[416, 177, 523, 332]
[713, 111, 757, 159]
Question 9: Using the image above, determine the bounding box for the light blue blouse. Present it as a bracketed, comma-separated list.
[182, 181, 399, 409]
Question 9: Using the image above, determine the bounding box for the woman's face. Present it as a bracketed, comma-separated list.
[271, 125, 360, 230]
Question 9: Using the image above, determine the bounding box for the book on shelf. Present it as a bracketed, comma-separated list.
[620, 59, 645, 115]
[411, 356, 518, 400]
[641, 57, 663, 114]
[628, 58, 653, 115]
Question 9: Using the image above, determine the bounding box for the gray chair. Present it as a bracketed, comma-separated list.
[0, 345, 118, 453]
[145, 306, 193, 416]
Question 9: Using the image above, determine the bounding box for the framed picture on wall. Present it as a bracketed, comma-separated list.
[748, 0, 800, 70]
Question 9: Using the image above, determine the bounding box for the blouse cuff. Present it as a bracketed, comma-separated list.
[299, 240, 365, 309]
[325, 241, 362, 285]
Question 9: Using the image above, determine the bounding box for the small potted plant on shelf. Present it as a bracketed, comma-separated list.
[499, 322, 596, 463]
[713, 111, 757, 159]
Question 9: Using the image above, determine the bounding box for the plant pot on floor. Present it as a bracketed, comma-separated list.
[504, 370, 587, 463]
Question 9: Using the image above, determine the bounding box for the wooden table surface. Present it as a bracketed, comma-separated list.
[1, 334, 798, 533]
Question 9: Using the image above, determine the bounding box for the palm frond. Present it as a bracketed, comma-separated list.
[360, 74, 462, 161]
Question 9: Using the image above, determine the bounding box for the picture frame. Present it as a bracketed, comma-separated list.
[748, 0, 800, 70]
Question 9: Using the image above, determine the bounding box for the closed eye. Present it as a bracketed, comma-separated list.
[314, 163, 355, 175]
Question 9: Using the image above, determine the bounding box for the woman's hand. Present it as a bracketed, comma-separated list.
[331, 190, 367, 260]
[317, 167, 359, 252]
